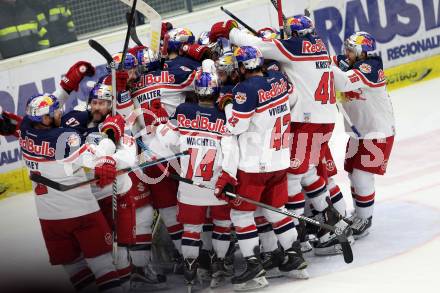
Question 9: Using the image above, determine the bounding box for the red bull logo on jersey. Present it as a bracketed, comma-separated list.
[134, 71, 175, 88]
[302, 39, 327, 54]
[177, 114, 226, 134]
[19, 137, 55, 157]
[258, 79, 288, 103]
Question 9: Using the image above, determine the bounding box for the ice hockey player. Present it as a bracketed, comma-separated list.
[19, 94, 125, 292]
[331, 31, 395, 239]
[209, 16, 352, 256]
[213, 46, 308, 291]
[153, 63, 233, 291]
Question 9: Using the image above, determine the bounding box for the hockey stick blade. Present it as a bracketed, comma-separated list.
[126, 11, 143, 46]
[30, 151, 188, 192]
[220, 6, 258, 35]
[88, 39, 113, 64]
[119, 0, 162, 54]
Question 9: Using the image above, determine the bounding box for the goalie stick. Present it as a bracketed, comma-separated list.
[168, 173, 353, 264]
[29, 151, 188, 192]
[220, 6, 258, 36]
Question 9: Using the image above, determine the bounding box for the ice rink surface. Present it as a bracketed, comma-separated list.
[1, 78, 440, 292]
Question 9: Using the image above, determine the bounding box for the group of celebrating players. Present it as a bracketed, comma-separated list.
[0, 13, 395, 293]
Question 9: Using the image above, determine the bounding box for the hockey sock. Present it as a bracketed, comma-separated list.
[255, 214, 278, 253]
[201, 223, 213, 251]
[182, 224, 203, 259]
[212, 219, 231, 259]
[286, 191, 305, 226]
[327, 178, 347, 216]
[85, 253, 123, 293]
[159, 206, 183, 253]
[115, 247, 131, 291]
[302, 167, 329, 212]
[231, 209, 259, 257]
[63, 258, 96, 292]
[350, 169, 375, 219]
[130, 205, 153, 267]
[263, 208, 297, 250]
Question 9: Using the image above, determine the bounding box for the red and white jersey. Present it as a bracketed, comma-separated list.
[19, 117, 98, 220]
[331, 55, 396, 139]
[224, 71, 292, 174]
[155, 103, 228, 206]
[229, 28, 337, 124]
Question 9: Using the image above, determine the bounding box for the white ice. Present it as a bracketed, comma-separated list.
[1, 78, 440, 292]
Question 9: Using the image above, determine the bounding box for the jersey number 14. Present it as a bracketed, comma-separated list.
[185, 148, 217, 181]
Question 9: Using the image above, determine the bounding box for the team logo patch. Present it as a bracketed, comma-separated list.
[137, 182, 145, 192]
[359, 63, 372, 74]
[290, 158, 301, 169]
[326, 160, 335, 172]
[67, 133, 80, 147]
[231, 198, 242, 207]
[104, 232, 113, 245]
[119, 91, 131, 103]
[235, 92, 247, 104]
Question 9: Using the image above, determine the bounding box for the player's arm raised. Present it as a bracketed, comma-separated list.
[332, 60, 385, 93]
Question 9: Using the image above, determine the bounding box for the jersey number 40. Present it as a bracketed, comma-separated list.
[315, 72, 336, 104]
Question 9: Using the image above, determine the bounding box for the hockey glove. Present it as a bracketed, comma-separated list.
[143, 99, 169, 130]
[161, 22, 173, 40]
[128, 45, 147, 57]
[0, 109, 23, 137]
[216, 93, 233, 111]
[209, 20, 239, 42]
[214, 171, 238, 202]
[181, 44, 210, 61]
[101, 114, 125, 144]
[95, 156, 117, 188]
[103, 71, 129, 93]
[60, 61, 95, 93]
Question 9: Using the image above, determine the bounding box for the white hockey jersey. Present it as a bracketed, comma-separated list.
[223, 70, 292, 174]
[155, 103, 228, 206]
[229, 28, 337, 124]
[331, 55, 396, 139]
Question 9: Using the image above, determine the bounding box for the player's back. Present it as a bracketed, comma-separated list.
[173, 103, 227, 206]
[130, 63, 198, 117]
[229, 71, 291, 173]
[279, 34, 337, 124]
[19, 117, 99, 220]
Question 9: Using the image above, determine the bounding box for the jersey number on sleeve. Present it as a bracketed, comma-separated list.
[315, 72, 336, 104]
[185, 148, 217, 181]
[270, 113, 291, 151]
[30, 171, 48, 196]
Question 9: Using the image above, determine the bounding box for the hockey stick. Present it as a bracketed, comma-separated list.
[169, 173, 353, 263]
[29, 151, 188, 192]
[270, 0, 287, 22]
[270, 0, 286, 38]
[119, 0, 162, 55]
[337, 104, 361, 138]
[220, 6, 258, 36]
[126, 11, 144, 47]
